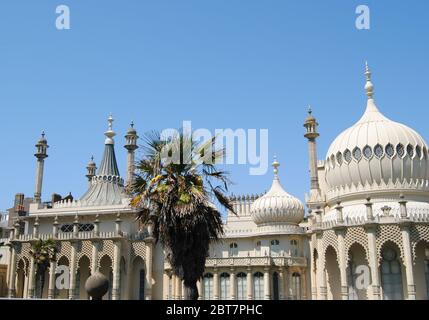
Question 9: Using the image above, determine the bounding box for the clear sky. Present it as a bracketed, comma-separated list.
[0, 0, 428, 211]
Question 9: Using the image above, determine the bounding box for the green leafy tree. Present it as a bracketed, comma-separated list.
[130, 131, 234, 300]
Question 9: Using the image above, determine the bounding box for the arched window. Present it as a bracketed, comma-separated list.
[220, 273, 230, 300]
[255, 241, 262, 256]
[139, 269, 145, 300]
[253, 272, 264, 300]
[381, 247, 403, 300]
[272, 272, 280, 300]
[236, 273, 247, 300]
[290, 240, 299, 257]
[229, 243, 238, 257]
[291, 273, 301, 300]
[203, 273, 214, 300]
[270, 240, 280, 256]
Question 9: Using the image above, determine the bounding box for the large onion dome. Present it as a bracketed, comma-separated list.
[251, 157, 305, 226]
[325, 63, 429, 201]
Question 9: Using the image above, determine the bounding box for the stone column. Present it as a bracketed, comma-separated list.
[48, 260, 57, 299]
[400, 221, 416, 300]
[263, 267, 271, 300]
[145, 238, 154, 300]
[230, 270, 236, 300]
[125, 261, 133, 300]
[91, 241, 99, 275]
[197, 278, 203, 300]
[213, 270, 220, 300]
[366, 224, 381, 300]
[336, 228, 348, 300]
[91, 215, 100, 275]
[174, 275, 181, 300]
[7, 245, 17, 298]
[278, 268, 285, 300]
[112, 240, 122, 300]
[8, 222, 20, 298]
[247, 268, 253, 300]
[68, 241, 77, 300]
[309, 239, 317, 300]
[301, 268, 307, 300]
[316, 236, 327, 300]
[284, 267, 290, 300]
[27, 256, 36, 298]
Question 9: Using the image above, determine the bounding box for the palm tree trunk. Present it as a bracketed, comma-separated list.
[183, 279, 199, 300]
[37, 267, 46, 299]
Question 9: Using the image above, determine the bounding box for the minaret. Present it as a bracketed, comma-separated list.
[124, 121, 139, 189]
[304, 107, 320, 192]
[86, 156, 97, 187]
[33, 132, 49, 203]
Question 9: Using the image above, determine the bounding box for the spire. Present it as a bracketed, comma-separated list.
[105, 113, 116, 145]
[359, 62, 386, 122]
[365, 61, 374, 99]
[98, 114, 120, 176]
[80, 115, 124, 206]
[272, 156, 280, 180]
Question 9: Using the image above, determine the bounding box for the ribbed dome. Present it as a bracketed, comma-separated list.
[251, 158, 305, 225]
[325, 64, 429, 199]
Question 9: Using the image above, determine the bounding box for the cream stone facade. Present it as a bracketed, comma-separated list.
[1, 64, 429, 300]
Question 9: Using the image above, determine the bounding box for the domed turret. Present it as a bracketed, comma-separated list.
[251, 157, 305, 226]
[325, 63, 429, 202]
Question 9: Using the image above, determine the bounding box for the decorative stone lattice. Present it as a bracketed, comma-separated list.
[410, 224, 429, 264]
[130, 241, 146, 260]
[97, 240, 114, 269]
[344, 227, 370, 263]
[16, 256, 29, 276]
[376, 225, 404, 266]
[77, 241, 93, 269]
[57, 241, 72, 262]
[322, 230, 339, 265]
[15, 243, 31, 270]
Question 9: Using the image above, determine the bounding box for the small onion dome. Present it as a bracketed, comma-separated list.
[251, 157, 305, 226]
[127, 121, 137, 135]
[37, 131, 48, 145]
[87, 156, 96, 168]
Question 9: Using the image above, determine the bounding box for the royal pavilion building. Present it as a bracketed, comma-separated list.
[0, 64, 429, 300]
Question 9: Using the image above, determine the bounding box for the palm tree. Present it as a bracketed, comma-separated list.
[30, 239, 57, 299]
[130, 131, 235, 300]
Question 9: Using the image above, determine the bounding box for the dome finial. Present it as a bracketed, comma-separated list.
[308, 105, 312, 115]
[104, 114, 116, 144]
[272, 156, 280, 178]
[365, 61, 374, 99]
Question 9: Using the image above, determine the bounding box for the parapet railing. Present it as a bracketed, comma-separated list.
[164, 256, 307, 270]
[13, 231, 150, 242]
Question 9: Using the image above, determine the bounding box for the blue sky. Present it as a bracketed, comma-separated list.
[0, 1, 428, 211]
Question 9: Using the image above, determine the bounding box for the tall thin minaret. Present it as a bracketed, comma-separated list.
[304, 107, 320, 193]
[124, 121, 139, 189]
[33, 132, 49, 203]
[86, 156, 97, 187]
